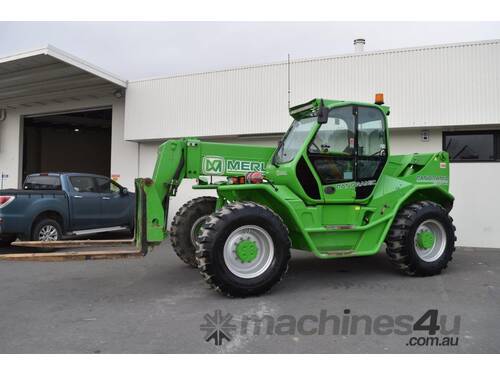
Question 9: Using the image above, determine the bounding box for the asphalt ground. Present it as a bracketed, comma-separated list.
[0, 242, 498, 353]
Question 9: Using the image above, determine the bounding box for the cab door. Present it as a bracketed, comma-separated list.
[68, 175, 102, 230]
[306, 105, 357, 203]
[306, 105, 388, 204]
[355, 106, 388, 199]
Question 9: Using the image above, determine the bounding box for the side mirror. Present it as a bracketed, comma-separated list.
[121, 187, 129, 195]
[318, 105, 329, 124]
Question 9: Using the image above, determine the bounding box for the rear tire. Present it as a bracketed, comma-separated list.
[196, 202, 291, 297]
[32, 218, 62, 242]
[170, 196, 217, 267]
[386, 201, 456, 276]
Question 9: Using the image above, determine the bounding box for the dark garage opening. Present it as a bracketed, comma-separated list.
[22, 108, 112, 181]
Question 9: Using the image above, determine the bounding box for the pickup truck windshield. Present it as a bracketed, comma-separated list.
[273, 117, 316, 164]
[24, 175, 62, 190]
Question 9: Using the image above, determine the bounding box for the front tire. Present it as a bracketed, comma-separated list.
[196, 202, 291, 297]
[386, 201, 456, 276]
[170, 196, 217, 267]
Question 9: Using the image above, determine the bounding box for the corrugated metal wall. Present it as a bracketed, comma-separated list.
[124, 40, 500, 141]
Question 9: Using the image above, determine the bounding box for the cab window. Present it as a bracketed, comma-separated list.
[274, 117, 316, 164]
[24, 175, 62, 190]
[307, 106, 355, 184]
[70, 176, 96, 193]
[357, 107, 387, 181]
[96, 177, 121, 194]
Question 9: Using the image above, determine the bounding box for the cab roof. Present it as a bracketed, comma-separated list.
[289, 98, 390, 119]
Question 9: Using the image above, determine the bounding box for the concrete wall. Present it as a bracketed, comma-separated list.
[109, 99, 139, 190]
[448, 162, 500, 248]
[0, 97, 138, 191]
[389, 127, 442, 154]
[0, 109, 22, 189]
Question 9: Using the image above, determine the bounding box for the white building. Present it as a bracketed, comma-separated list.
[1, 40, 499, 248]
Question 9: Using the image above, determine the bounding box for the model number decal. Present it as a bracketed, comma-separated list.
[416, 176, 448, 185]
[335, 180, 377, 190]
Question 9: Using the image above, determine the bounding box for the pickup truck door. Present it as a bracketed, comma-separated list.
[68, 176, 102, 230]
[96, 177, 131, 228]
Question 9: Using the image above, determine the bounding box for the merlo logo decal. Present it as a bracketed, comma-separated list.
[202, 156, 265, 175]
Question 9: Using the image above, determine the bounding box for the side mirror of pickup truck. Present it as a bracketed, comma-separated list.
[120, 187, 129, 196]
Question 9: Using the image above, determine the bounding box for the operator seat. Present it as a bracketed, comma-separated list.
[315, 128, 354, 181]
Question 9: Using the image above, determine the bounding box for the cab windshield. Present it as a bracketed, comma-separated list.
[273, 117, 316, 164]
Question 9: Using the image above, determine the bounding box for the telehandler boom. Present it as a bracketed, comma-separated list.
[135, 96, 456, 297]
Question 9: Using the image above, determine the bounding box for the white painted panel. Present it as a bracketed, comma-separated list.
[125, 40, 500, 141]
[109, 99, 139, 191]
[0, 110, 21, 189]
[138, 141, 160, 177]
[449, 163, 500, 248]
[389, 128, 442, 155]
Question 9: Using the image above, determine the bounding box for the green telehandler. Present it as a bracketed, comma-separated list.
[135, 95, 456, 297]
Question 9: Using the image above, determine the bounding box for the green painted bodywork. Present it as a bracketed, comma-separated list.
[135, 98, 453, 258]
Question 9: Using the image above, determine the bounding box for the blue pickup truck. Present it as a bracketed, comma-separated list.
[0, 173, 135, 246]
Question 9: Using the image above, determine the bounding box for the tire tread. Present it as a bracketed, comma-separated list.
[386, 200, 456, 276]
[196, 201, 291, 297]
[170, 196, 217, 267]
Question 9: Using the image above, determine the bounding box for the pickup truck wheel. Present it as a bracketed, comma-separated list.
[196, 202, 291, 297]
[170, 196, 217, 267]
[32, 219, 62, 242]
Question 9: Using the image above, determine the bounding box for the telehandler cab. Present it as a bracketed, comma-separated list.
[135, 95, 456, 297]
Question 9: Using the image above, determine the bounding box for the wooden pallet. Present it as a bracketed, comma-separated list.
[0, 248, 143, 262]
[0, 238, 144, 261]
